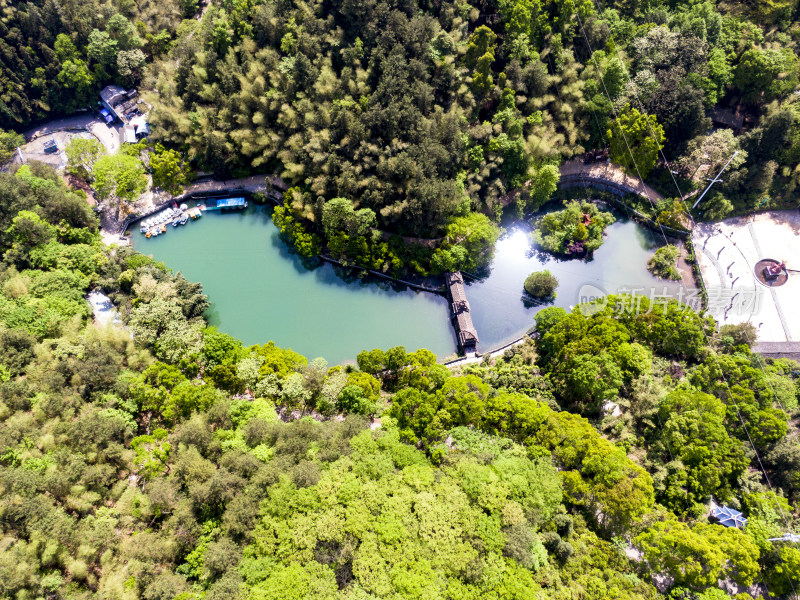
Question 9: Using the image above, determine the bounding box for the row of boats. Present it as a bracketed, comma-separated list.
[140, 204, 202, 238]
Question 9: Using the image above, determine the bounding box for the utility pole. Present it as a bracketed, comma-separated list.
[692, 151, 739, 210]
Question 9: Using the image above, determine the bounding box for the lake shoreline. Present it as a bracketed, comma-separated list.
[131, 202, 692, 364]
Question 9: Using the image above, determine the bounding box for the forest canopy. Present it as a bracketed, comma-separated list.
[0, 163, 799, 598]
[139, 0, 800, 243]
[3, 0, 800, 592]
[3, 0, 800, 271]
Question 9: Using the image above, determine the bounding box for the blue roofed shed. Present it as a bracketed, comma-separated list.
[709, 502, 747, 528]
[217, 197, 246, 208]
[205, 197, 248, 210]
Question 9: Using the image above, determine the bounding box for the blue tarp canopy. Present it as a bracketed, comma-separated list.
[99, 108, 114, 123]
[710, 505, 747, 528]
[216, 197, 246, 208]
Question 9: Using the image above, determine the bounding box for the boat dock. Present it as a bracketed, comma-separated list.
[446, 271, 479, 355]
[137, 203, 203, 238]
[134, 196, 249, 239]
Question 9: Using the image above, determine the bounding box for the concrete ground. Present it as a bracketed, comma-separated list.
[559, 159, 665, 201]
[692, 211, 800, 343]
[19, 130, 92, 169]
[21, 113, 122, 164]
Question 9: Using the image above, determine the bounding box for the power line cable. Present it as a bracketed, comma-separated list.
[574, 11, 669, 249]
[572, 9, 799, 595]
[581, 0, 697, 227]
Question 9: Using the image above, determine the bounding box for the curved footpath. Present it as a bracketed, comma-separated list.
[558, 159, 665, 202]
[443, 332, 535, 368]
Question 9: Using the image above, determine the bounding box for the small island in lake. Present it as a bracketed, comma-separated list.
[524, 269, 559, 300]
[647, 245, 682, 280]
[532, 200, 615, 257]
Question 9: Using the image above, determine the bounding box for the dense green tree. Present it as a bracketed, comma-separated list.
[607, 105, 665, 178]
[0, 129, 25, 165]
[647, 245, 681, 280]
[57, 59, 94, 108]
[533, 201, 615, 256]
[0, 1, 186, 128]
[636, 520, 760, 589]
[321, 197, 376, 240]
[2, 6, 800, 598]
[523, 270, 558, 299]
[92, 154, 148, 217]
[432, 213, 501, 273]
[700, 47, 733, 105]
[735, 47, 800, 104]
[646, 68, 710, 157]
[150, 144, 191, 195]
[272, 189, 321, 258]
[65, 137, 106, 180]
[88, 29, 119, 75]
[116, 49, 147, 84]
[657, 390, 748, 510]
[525, 164, 560, 211]
[677, 129, 746, 181]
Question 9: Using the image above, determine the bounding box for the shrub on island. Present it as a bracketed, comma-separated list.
[647, 245, 682, 280]
[524, 270, 558, 299]
[533, 201, 615, 257]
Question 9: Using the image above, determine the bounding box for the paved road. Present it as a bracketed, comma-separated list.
[498, 159, 666, 209]
[444, 334, 535, 369]
[752, 341, 800, 360]
[24, 113, 121, 155]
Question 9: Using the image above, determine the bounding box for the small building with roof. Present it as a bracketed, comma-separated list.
[709, 107, 745, 130]
[445, 271, 479, 354]
[129, 115, 150, 137]
[205, 197, 248, 210]
[99, 85, 140, 123]
[709, 499, 747, 529]
[123, 124, 137, 144]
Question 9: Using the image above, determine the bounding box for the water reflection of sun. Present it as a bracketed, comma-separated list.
[495, 228, 531, 261]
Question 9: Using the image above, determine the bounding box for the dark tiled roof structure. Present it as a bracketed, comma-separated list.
[445, 271, 478, 350]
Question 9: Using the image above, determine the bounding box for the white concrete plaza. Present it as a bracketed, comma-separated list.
[692, 210, 800, 343]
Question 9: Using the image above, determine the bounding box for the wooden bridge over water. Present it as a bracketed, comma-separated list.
[446, 271, 479, 355]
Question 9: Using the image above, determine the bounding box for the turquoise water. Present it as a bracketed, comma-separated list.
[132, 205, 456, 364]
[133, 203, 685, 362]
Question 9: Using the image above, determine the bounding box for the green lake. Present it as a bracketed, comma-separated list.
[132, 203, 686, 363]
[132, 205, 457, 364]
